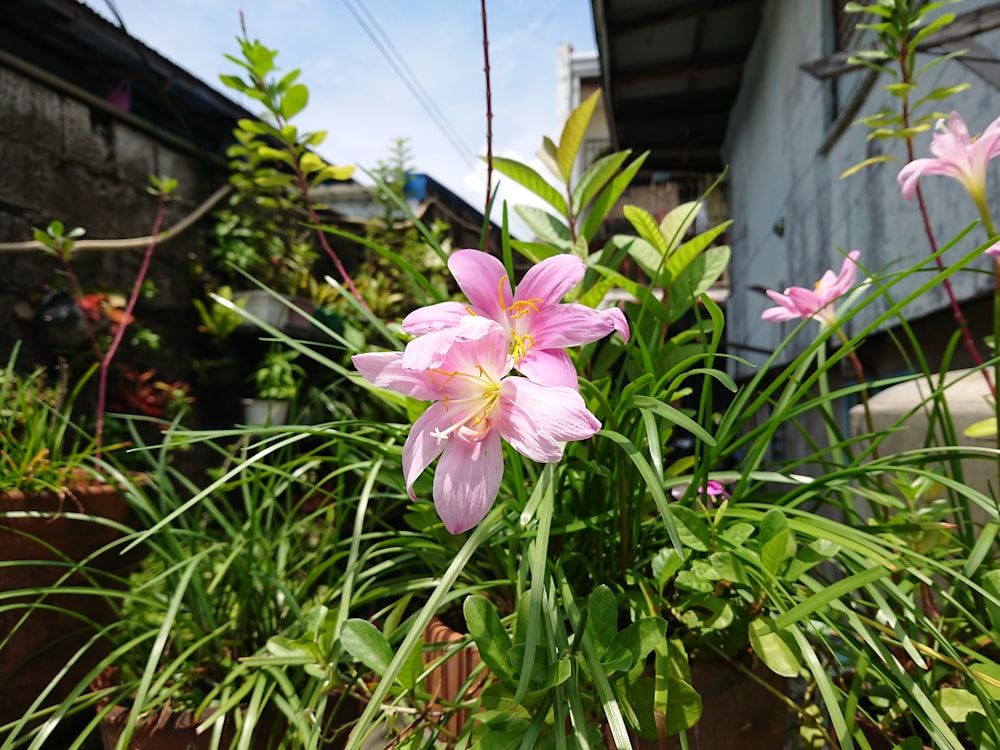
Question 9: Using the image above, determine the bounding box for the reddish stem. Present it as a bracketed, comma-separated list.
[899, 43, 994, 398]
[481, 0, 493, 253]
[95, 192, 167, 452]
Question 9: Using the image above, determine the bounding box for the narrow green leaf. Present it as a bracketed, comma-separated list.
[556, 90, 601, 181]
[538, 135, 561, 180]
[773, 565, 889, 630]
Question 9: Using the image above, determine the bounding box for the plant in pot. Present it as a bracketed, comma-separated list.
[328, 87, 1000, 750]
[19, 419, 419, 750]
[0, 343, 135, 734]
[242, 345, 304, 426]
[203, 20, 357, 334]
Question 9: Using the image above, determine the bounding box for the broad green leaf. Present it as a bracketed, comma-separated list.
[491, 156, 567, 216]
[218, 74, 249, 93]
[624, 205, 669, 256]
[748, 618, 801, 677]
[464, 595, 513, 684]
[659, 201, 701, 253]
[664, 221, 732, 283]
[556, 89, 601, 181]
[299, 152, 326, 176]
[626, 236, 670, 285]
[280, 82, 309, 120]
[936, 688, 983, 722]
[313, 164, 355, 183]
[666, 245, 730, 323]
[537, 135, 561, 180]
[341, 619, 393, 676]
[968, 711, 1000, 750]
[513, 205, 572, 249]
[964, 417, 997, 438]
[510, 239, 561, 264]
[304, 129, 327, 146]
[581, 152, 648, 240]
[609, 617, 667, 667]
[759, 508, 794, 576]
[663, 677, 702, 735]
[670, 506, 712, 552]
[586, 585, 618, 657]
[571, 150, 631, 215]
[255, 146, 294, 165]
[983, 569, 1000, 634]
[908, 12, 956, 49]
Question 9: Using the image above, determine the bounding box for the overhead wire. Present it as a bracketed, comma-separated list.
[341, 0, 484, 181]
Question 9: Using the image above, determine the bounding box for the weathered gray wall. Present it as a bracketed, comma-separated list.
[724, 0, 1000, 384]
[0, 60, 227, 408]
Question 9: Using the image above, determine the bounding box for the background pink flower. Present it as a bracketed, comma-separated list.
[761, 251, 861, 327]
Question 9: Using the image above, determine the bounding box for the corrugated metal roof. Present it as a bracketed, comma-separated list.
[1, 0, 251, 157]
[592, 0, 765, 173]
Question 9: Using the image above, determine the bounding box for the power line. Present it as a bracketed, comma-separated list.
[341, 0, 483, 179]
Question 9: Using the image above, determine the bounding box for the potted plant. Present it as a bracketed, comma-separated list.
[0, 344, 135, 731]
[241, 345, 304, 426]
[330, 88, 1000, 750]
[12, 422, 415, 750]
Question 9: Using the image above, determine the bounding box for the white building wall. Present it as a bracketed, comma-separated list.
[724, 0, 1000, 378]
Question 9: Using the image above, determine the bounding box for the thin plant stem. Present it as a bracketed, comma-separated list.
[96, 188, 168, 452]
[898, 40, 994, 399]
[481, 0, 493, 254]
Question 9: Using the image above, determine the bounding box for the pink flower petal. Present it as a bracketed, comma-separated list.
[517, 348, 578, 388]
[402, 402, 451, 499]
[433, 430, 503, 533]
[529, 304, 629, 349]
[496, 377, 600, 463]
[402, 301, 468, 335]
[448, 249, 509, 322]
[352, 352, 439, 400]
[515, 254, 585, 308]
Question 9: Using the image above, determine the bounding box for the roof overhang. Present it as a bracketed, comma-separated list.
[591, 0, 765, 174]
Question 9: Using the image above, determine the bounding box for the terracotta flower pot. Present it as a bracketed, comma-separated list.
[0, 481, 134, 727]
[422, 616, 486, 742]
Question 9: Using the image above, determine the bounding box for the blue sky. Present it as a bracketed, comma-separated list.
[81, 0, 597, 235]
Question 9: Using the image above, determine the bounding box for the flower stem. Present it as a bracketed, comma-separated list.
[95, 188, 168, 452]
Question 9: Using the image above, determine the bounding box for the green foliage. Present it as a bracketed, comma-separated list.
[209, 24, 354, 295]
[0, 344, 104, 493]
[843, 0, 967, 176]
[252, 345, 304, 400]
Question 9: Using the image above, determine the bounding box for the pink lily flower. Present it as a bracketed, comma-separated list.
[986, 240, 1000, 259]
[670, 480, 727, 501]
[898, 111, 1000, 205]
[402, 249, 629, 389]
[761, 250, 861, 327]
[352, 316, 600, 534]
